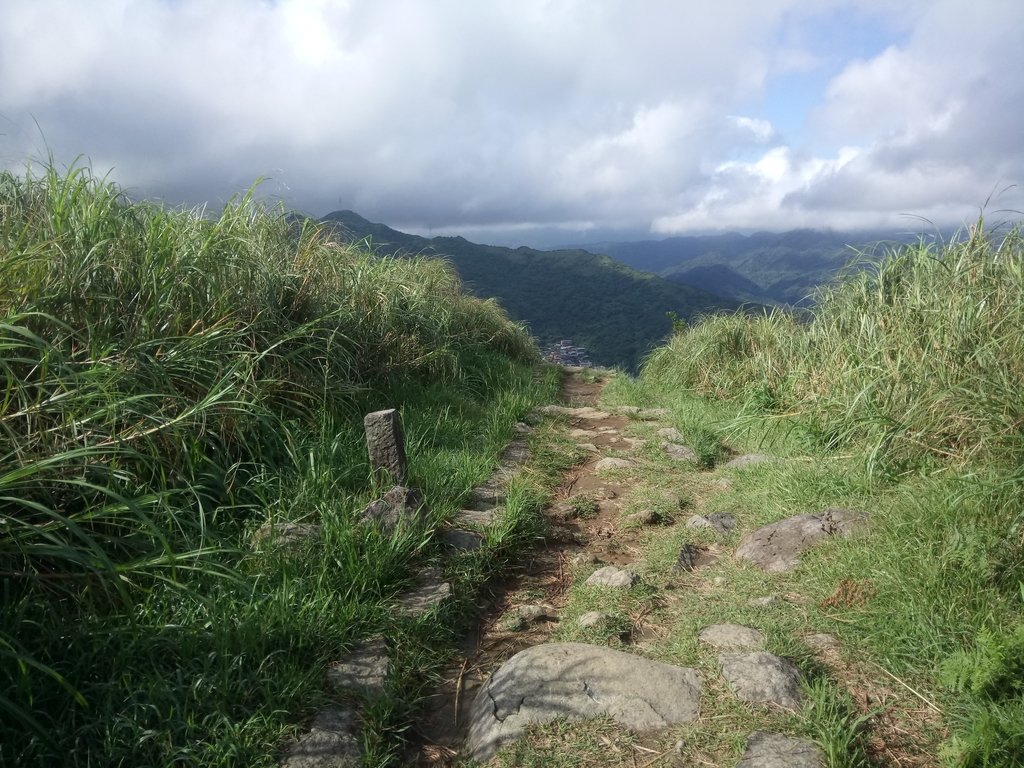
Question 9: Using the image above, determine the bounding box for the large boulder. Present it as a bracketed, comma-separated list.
[735, 508, 865, 573]
[465, 643, 701, 761]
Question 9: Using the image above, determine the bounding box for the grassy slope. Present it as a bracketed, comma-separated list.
[610, 225, 1024, 766]
[0, 164, 561, 766]
[320, 210, 740, 371]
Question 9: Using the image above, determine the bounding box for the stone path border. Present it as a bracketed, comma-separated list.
[282, 419, 535, 766]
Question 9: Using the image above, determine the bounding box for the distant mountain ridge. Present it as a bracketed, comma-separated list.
[320, 210, 741, 371]
[571, 228, 925, 305]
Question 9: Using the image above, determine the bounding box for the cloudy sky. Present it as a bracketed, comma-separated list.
[2, 0, 1021, 246]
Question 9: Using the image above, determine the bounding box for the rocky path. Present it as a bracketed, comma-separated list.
[286, 367, 900, 766]
[415, 368, 877, 766]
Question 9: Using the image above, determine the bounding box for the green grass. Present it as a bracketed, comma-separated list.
[627, 224, 1024, 766]
[0, 161, 559, 766]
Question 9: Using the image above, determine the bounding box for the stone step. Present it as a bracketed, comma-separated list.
[282, 708, 361, 767]
[396, 568, 452, 617]
[326, 638, 390, 697]
[439, 529, 484, 552]
[453, 507, 499, 528]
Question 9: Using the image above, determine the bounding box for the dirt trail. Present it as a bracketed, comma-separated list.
[413, 369, 654, 764]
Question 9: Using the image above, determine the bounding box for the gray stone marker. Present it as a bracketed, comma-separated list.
[466, 643, 702, 761]
[363, 409, 408, 485]
[500, 439, 531, 466]
[686, 513, 737, 534]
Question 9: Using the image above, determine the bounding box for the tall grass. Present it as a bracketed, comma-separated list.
[0, 161, 546, 764]
[643, 225, 1024, 473]
[638, 224, 1024, 765]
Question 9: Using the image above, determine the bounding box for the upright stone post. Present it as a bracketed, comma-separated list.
[364, 409, 408, 485]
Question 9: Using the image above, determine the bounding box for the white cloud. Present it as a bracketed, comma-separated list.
[0, 0, 1021, 240]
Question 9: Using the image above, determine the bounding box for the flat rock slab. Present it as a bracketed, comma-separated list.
[656, 427, 685, 442]
[500, 439, 531, 466]
[662, 442, 698, 462]
[453, 508, 498, 528]
[594, 457, 633, 472]
[736, 731, 825, 768]
[326, 638, 389, 696]
[723, 453, 772, 469]
[586, 565, 640, 588]
[396, 568, 452, 616]
[440, 529, 484, 552]
[615, 406, 670, 420]
[468, 477, 506, 509]
[466, 643, 702, 761]
[698, 624, 766, 651]
[736, 508, 866, 573]
[282, 708, 362, 768]
[719, 652, 803, 710]
[538, 405, 612, 420]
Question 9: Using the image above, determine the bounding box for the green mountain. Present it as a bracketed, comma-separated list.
[578, 229, 921, 305]
[321, 210, 740, 370]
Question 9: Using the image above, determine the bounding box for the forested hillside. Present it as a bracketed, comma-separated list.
[321, 210, 740, 370]
[580, 228, 922, 305]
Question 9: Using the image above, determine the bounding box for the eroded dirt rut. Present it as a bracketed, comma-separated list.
[412, 370, 653, 764]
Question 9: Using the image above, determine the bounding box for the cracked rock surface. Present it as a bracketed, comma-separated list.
[719, 652, 803, 710]
[735, 508, 866, 573]
[465, 643, 701, 761]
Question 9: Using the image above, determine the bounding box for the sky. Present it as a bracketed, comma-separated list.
[1, 0, 1022, 247]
